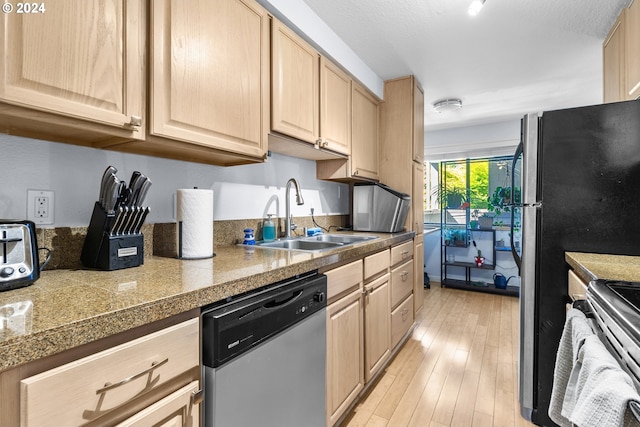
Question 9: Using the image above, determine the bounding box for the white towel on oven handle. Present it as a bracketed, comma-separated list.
[564, 335, 640, 427]
[549, 308, 596, 427]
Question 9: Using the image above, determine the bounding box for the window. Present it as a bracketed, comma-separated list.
[423, 156, 520, 229]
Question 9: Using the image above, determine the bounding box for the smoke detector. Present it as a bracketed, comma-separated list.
[433, 98, 463, 113]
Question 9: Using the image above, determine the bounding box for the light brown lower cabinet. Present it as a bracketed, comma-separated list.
[414, 233, 425, 314]
[116, 380, 200, 427]
[391, 294, 414, 349]
[323, 241, 418, 426]
[364, 272, 391, 382]
[16, 317, 200, 427]
[326, 287, 364, 427]
[390, 241, 415, 349]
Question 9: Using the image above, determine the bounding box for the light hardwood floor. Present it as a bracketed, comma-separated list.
[341, 284, 536, 427]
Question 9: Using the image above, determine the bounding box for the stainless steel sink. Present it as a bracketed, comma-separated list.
[304, 234, 378, 244]
[255, 239, 342, 251]
[253, 234, 378, 253]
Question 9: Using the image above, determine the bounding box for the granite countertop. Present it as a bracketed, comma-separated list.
[566, 252, 640, 285]
[0, 231, 414, 372]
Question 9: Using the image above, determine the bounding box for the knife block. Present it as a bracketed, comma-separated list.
[81, 202, 144, 270]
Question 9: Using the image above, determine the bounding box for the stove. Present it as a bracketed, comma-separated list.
[587, 280, 640, 388]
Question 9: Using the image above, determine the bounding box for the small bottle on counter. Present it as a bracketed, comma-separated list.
[243, 228, 255, 245]
[263, 215, 276, 241]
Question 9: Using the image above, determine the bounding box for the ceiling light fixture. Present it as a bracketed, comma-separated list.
[433, 98, 463, 113]
[468, 0, 485, 16]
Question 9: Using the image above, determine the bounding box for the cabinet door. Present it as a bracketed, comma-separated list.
[320, 57, 351, 155]
[0, 0, 145, 137]
[272, 19, 320, 144]
[626, 0, 640, 100]
[327, 288, 364, 427]
[364, 273, 390, 382]
[413, 161, 425, 235]
[603, 11, 626, 103]
[413, 80, 425, 163]
[391, 294, 414, 349]
[116, 380, 200, 427]
[391, 260, 414, 309]
[414, 235, 424, 314]
[20, 319, 199, 427]
[351, 82, 380, 180]
[150, 0, 268, 159]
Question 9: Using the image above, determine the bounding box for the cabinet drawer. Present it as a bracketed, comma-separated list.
[568, 270, 588, 301]
[391, 294, 414, 348]
[364, 249, 390, 281]
[325, 259, 363, 301]
[20, 318, 199, 427]
[391, 259, 414, 309]
[391, 240, 413, 266]
[116, 380, 200, 427]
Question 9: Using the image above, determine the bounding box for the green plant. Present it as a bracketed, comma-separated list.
[445, 187, 466, 209]
[487, 186, 521, 215]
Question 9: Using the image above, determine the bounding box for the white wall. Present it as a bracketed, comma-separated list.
[0, 134, 349, 227]
[424, 119, 521, 161]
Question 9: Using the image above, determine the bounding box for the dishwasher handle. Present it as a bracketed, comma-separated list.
[263, 289, 303, 309]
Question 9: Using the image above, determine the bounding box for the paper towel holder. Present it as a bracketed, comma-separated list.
[175, 187, 215, 260]
[177, 220, 216, 260]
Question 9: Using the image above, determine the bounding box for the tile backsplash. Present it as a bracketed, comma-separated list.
[37, 215, 349, 270]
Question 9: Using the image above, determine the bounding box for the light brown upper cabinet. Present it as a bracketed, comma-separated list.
[0, 0, 146, 144]
[413, 81, 425, 163]
[315, 81, 380, 182]
[271, 19, 320, 144]
[0, 0, 271, 166]
[380, 75, 425, 233]
[270, 19, 354, 160]
[603, 1, 640, 103]
[320, 57, 352, 155]
[132, 0, 269, 165]
[625, 0, 640, 100]
[350, 82, 380, 181]
[603, 10, 626, 103]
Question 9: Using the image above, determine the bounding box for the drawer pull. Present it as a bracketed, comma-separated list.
[401, 250, 409, 259]
[96, 358, 169, 395]
[401, 308, 409, 320]
[401, 271, 409, 281]
[191, 389, 204, 406]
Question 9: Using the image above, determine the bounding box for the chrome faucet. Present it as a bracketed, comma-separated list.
[285, 178, 304, 238]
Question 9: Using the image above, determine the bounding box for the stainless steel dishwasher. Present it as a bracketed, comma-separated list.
[201, 272, 327, 427]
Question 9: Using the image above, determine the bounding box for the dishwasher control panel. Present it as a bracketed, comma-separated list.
[296, 291, 325, 315]
[202, 273, 327, 368]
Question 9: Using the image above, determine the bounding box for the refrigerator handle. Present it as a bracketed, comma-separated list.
[511, 141, 523, 273]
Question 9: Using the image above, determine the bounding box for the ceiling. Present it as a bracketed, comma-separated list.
[301, 0, 629, 132]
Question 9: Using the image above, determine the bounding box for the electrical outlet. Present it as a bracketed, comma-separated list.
[27, 190, 55, 225]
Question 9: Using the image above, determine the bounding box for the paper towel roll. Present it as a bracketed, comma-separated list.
[176, 189, 214, 259]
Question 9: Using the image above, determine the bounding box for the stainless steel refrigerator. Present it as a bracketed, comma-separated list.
[513, 100, 640, 426]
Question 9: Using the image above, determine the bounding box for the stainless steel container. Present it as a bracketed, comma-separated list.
[353, 183, 410, 233]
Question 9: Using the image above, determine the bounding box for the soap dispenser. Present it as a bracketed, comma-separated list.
[263, 214, 276, 241]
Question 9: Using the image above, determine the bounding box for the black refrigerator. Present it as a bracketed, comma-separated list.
[514, 100, 640, 426]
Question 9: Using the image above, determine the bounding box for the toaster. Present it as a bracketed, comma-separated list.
[353, 183, 411, 233]
[0, 220, 39, 291]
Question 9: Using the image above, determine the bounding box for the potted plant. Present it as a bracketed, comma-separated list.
[446, 187, 466, 209]
[479, 213, 493, 229]
[469, 209, 480, 229]
[487, 186, 521, 215]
